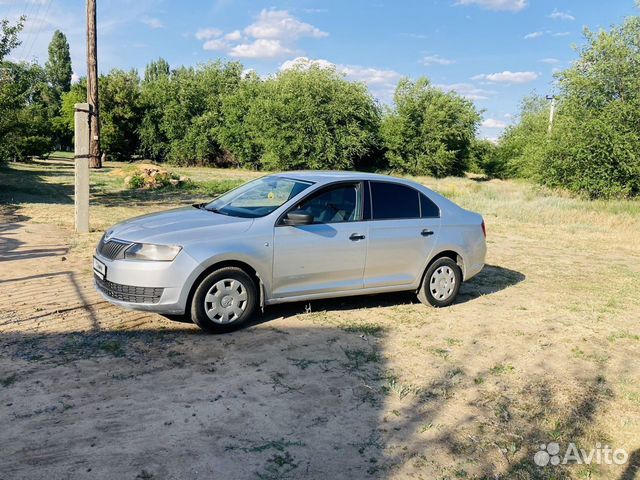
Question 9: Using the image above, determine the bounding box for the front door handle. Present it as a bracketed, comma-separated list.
[349, 233, 366, 241]
[421, 229, 434, 237]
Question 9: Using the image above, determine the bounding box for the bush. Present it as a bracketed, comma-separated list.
[381, 77, 481, 177]
[224, 63, 381, 171]
[468, 139, 508, 179]
[499, 16, 640, 198]
[495, 95, 549, 180]
[539, 18, 640, 198]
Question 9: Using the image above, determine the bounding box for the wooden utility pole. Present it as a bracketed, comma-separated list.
[87, 0, 101, 168]
[74, 103, 91, 233]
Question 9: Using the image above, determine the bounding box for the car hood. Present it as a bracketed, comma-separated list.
[106, 206, 254, 244]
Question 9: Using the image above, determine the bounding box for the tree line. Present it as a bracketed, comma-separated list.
[480, 14, 640, 199]
[0, 20, 480, 178]
[2, 12, 640, 198]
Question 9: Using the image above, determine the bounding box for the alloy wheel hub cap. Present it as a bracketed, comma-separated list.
[204, 279, 248, 324]
[430, 266, 456, 301]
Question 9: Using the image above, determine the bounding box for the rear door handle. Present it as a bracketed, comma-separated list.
[421, 229, 434, 237]
[349, 233, 366, 241]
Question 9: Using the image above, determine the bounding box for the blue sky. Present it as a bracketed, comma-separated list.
[3, 0, 638, 139]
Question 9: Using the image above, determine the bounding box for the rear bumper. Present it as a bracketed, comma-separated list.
[463, 237, 486, 281]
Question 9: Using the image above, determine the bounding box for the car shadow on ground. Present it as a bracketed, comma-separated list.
[251, 264, 526, 325]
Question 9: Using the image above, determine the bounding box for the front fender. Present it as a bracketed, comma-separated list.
[177, 234, 274, 310]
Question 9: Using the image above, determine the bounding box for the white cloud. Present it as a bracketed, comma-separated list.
[402, 32, 428, 39]
[203, 39, 229, 51]
[244, 9, 328, 40]
[229, 39, 295, 58]
[195, 28, 223, 40]
[340, 65, 402, 87]
[482, 118, 508, 128]
[280, 56, 334, 71]
[279, 56, 401, 102]
[141, 16, 163, 29]
[71, 72, 80, 84]
[540, 57, 560, 64]
[224, 30, 242, 41]
[524, 31, 544, 39]
[421, 54, 455, 66]
[196, 10, 327, 60]
[473, 70, 539, 84]
[525, 30, 571, 40]
[455, 0, 527, 12]
[435, 82, 496, 101]
[549, 9, 575, 21]
[280, 57, 401, 87]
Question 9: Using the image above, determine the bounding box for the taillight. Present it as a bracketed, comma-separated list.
[481, 219, 486, 238]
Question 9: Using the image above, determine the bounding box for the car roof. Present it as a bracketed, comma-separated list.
[269, 170, 466, 216]
[272, 170, 407, 184]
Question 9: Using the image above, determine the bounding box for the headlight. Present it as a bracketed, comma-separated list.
[124, 243, 182, 261]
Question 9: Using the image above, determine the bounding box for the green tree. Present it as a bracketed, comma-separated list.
[218, 71, 263, 167]
[540, 17, 640, 198]
[236, 65, 381, 171]
[99, 69, 142, 161]
[0, 62, 54, 161]
[0, 16, 24, 61]
[495, 95, 549, 179]
[59, 79, 86, 134]
[45, 30, 72, 95]
[468, 139, 505, 178]
[139, 61, 243, 165]
[381, 77, 481, 177]
[144, 57, 170, 83]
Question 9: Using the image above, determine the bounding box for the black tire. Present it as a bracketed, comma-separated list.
[190, 267, 258, 333]
[417, 257, 462, 308]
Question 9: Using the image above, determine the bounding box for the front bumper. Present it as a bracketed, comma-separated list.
[93, 250, 201, 315]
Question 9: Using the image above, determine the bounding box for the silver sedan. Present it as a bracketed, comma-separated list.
[93, 171, 486, 333]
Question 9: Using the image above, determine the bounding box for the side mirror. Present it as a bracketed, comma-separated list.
[283, 210, 314, 226]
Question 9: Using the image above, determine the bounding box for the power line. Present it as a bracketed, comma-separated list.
[14, 0, 36, 61]
[21, 0, 54, 63]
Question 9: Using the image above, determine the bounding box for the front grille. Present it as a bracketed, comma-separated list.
[97, 237, 131, 260]
[95, 275, 164, 304]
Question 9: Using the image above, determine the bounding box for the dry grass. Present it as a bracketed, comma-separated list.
[1, 159, 639, 479]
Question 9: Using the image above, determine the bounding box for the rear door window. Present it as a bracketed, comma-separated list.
[370, 182, 420, 220]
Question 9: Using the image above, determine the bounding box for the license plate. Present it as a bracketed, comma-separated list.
[93, 256, 106, 280]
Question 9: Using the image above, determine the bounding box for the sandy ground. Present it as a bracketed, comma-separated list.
[1, 178, 640, 479]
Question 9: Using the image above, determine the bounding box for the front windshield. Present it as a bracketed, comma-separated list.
[204, 177, 313, 218]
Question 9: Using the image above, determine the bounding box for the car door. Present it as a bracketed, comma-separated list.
[363, 181, 441, 288]
[272, 182, 368, 299]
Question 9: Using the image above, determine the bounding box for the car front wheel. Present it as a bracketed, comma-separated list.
[190, 266, 258, 333]
[418, 257, 462, 308]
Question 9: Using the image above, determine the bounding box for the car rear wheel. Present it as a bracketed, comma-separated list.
[190, 267, 257, 333]
[418, 257, 462, 308]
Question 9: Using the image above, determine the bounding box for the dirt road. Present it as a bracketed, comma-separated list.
[1, 177, 639, 480]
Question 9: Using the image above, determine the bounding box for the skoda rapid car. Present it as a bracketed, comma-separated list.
[94, 172, 486, 333]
